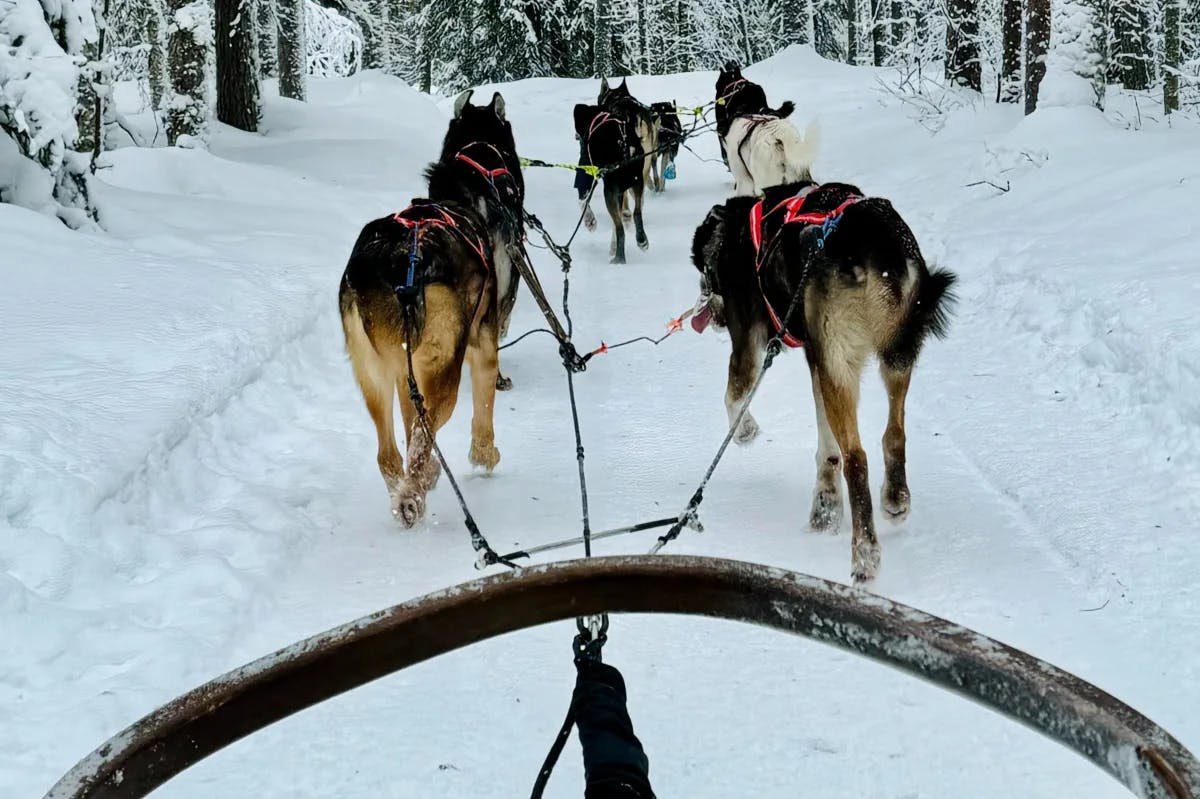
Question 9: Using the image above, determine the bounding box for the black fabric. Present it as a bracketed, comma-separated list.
[574, 660, 655, 799]
[574, 138, 595, 199]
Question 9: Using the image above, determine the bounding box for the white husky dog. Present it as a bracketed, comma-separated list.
[725, 116, 821, 197]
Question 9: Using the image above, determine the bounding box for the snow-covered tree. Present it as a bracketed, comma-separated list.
[1025, 0, 1050, 113]
[305, 0, 362, 78]
[1164, 0, 1182, 111]
[215, 0, 261, 130]
[165, 0, 210, 143]
[257, 0, 278, 77]
[1110, 0, 1154, 89]
[0, 0, 98, 222]
[999, 0, 1021, 101]
[945, 0, 980, 90]
[277, 0, 306, 99]
[1046, 0, 1108, 109]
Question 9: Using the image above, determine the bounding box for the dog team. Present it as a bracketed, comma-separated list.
[337, 62, 956, 584]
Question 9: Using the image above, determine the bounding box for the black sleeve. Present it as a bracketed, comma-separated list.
[573, 660, 655, 799]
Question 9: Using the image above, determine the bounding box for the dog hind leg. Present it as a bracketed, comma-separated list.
[343, 302, 405, 505]
[606, 184, 626, 263]
[880, 363, 912, 521]
[467, 324, 501, 472]
[725, 322, 767, 444]
[817, 364, 880, 584]
[808, 355, 844, 532]
[393, 287, 466, 527]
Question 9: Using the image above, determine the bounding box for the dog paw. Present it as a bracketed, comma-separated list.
[391, 484, 426, 528]
[636, 234, 649, 251]
[881, 483, 910, 522]
[851, 538, 881, 585]
[582, 208, 597, 232]
[733, 414, 760, 445]
[610, 254, 626, 265]
[469, 441, 501, 472]
[495, 374, 513, 392]
[809, 489, 843, 533]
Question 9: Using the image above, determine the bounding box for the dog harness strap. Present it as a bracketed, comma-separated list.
[748, 186, 858, 350]
[389, 202, 492, 281]
[455, 152, 509, 179]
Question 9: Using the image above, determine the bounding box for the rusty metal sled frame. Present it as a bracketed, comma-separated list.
[45, 555, 1199, 799]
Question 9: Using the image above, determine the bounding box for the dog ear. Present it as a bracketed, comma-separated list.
[490, 92, 506, 121]
[453, 89, 474, 119]
[619, 78, 628, 90]
[599, 77, 610, 99]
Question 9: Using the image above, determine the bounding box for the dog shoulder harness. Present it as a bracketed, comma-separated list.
[389, 202, 491, 299]
[748, 185, 862, 348]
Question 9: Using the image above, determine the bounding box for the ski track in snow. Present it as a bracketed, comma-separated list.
[3, 50, 1199, 797]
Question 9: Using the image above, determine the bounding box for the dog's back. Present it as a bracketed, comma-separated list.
[726, 117, 819, 196]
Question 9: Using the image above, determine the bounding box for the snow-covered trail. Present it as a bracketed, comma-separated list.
[6, 49, 1199, 797]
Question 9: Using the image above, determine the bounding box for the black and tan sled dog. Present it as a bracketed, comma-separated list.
[339, 90, 523, 526]
[691, 180, 956, 583]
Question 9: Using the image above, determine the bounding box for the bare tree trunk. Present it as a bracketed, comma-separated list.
[166, 0, 210, 143]
[277, 0, 306, 100]
[999, 0, 1021, 102]
[945, 0, 980, 90]
[1164, 0, 1181, 112]
[1025, 0, 1050, 114]
[216, 0, 261, 131]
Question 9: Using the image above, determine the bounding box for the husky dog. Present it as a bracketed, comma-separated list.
[690, 180, 957, 584]
[725, 115, 820, 196]
[574, 78, 652, 263]
[649, 101, 682, 192]
[599, 77, 659, 196]
[338, 91, 523, 526]
[714, 61, 795, 169]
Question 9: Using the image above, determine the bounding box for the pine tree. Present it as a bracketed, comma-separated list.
[1164, 0, 1182, 112]
[999, 0, 1021, 102]
[780, 0, 812, 46]
[1025, 0, 1050, 113]
[846, 0, 859, 64]
[277, 0, 306, 99]
[945, 0, 981, 90]
[814, 0, 845, 61]
[215, 0, 262, 131]
[1050, 0, 1107, 108]
[165, 0, 211, 143]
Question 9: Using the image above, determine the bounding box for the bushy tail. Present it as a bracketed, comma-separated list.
[881, 265, 957, 368]
[777, 118, 820, 182]
[772, 100, 796, 118]
[917, 267, 957, 341]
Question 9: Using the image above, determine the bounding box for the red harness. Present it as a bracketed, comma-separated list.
[390, 203, 491, 278]
[454, 142, 512, 182]
[748, 187, 861, 348]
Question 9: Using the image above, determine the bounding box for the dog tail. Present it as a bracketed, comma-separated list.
[778, 118, 820, 183]
[773, 100, 796, 119]
[882, 264, 957, 368]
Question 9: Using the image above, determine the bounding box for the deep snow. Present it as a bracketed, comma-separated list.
[3, 48, 1199, 797]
